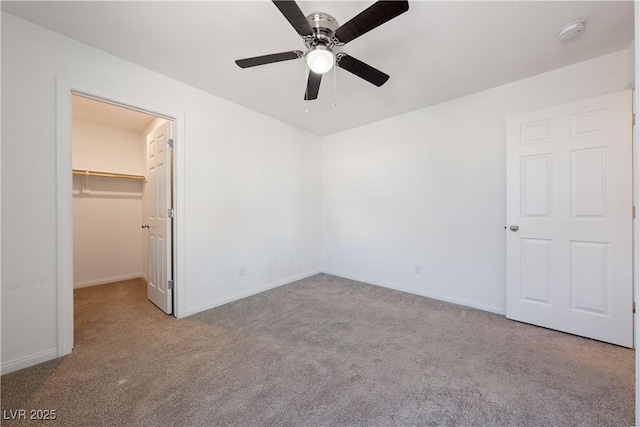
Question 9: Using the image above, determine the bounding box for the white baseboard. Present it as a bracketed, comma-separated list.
[74, 273, 143, 288]
[1, 348, 58, 375]
[321, 269, 506, 316]
[185, 270, 322, 317]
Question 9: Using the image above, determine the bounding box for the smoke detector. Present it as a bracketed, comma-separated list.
[557, 20, 585, 40]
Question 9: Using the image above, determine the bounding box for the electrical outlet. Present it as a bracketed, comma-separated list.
[238, 266, 245, 277]
[414, 264, 421, 274]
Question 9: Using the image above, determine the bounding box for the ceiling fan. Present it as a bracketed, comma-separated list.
[235, 1, 409, 100]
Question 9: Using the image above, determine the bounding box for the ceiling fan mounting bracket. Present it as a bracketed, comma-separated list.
[304, 12, 339, 49]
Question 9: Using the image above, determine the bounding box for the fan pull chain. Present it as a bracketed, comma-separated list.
[304, 61, 309, 114]
[333, 61, 337, 107]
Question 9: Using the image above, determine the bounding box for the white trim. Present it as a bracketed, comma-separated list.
[633, 3, 639, 423]
[174, 114, 187, 319]
[56, 78, 74, 357]
[1, 348, 58, 375]
[185, 270, 321, 317]
[74, 273, 144, 289]
[322, 269, 507, 316]
[56, 76, 186, 355]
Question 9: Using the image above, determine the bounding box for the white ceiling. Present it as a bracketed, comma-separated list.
[2, 1, 634, 136]
[73, 95, 157, 132]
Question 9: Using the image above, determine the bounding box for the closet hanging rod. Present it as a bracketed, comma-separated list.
[72, 169, 146, 181]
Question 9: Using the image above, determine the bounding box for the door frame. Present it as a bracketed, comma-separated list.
[56, 77, 186, 356]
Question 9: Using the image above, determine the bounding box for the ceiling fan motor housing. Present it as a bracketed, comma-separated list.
[305, 13, 339, 48]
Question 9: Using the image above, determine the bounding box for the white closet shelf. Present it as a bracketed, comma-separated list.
[72, 169, 146, 181]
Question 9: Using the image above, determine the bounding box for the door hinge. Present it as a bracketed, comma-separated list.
[633, 301, 636, 314]
[633, 206, 636, 219]
[168, 208, 174, 218]
[168, 279, 174, 290]
[167, 138, 174, 148]
[633, 113, 636, 126]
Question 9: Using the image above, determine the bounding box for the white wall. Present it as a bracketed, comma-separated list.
[1, 13, 321, 373]
[73, 118, 146, 175]
[72, 117, 145, 287]
[321, 49, 632, 314]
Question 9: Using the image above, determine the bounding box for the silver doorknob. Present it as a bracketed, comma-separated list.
[509, 225, 519, 232]
[141, 224, 150, 229]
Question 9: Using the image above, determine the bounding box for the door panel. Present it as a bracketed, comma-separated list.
[520, 238, 552, 305]
[521, 154, 552, 218]
[570, 241, 608, 314]
[506, 90, 632, 347]
[146, 121, 172, 314]
[571, 147, 608, 218]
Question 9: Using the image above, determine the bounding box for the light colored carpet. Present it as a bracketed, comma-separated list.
[1, 274, 634, 426]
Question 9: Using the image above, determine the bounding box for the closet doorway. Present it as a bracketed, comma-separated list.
[72, 94, 175, 315]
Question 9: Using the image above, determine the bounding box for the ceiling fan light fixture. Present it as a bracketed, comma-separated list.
[305, 46, 334, 74]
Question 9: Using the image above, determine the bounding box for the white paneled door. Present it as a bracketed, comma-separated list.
[145, 122, 173, 314]
[506, 90, 633, 347]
